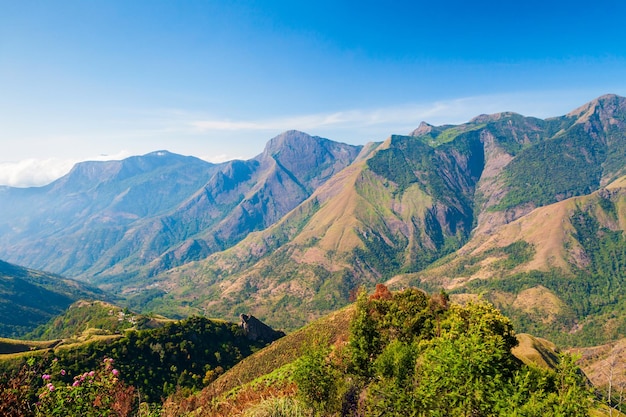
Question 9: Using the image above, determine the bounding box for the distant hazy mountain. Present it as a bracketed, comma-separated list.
[0, 132, 362, 282]
[1, 95, 625, 345]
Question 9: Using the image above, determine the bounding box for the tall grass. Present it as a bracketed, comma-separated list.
[243, 397, 311, 417]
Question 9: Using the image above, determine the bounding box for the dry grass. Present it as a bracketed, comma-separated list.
[512, 333, 560, 369]
[607, 175, 626, 190]
[511, 286, 565, 325]
[0, 338, 62, 355]
[572, 337, 626, 391]
[164, 306, 354, 416]
[162, 382, 299, 417]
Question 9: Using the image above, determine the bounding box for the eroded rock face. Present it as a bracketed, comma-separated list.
[239, 313, 285, 342]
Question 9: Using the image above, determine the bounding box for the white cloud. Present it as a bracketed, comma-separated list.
[202, 153, 236, 164]
[0, 151, 133, 188]
[0, 158, 76, 187]
[187, 90, 608, 141]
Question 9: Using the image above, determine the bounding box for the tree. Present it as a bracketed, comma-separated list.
[293, 342, 341, 414]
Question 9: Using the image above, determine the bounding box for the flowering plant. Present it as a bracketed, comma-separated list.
[35, 358, 136, 417]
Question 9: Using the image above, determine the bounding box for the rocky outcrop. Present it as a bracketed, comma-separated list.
[239, 314, 285, 342]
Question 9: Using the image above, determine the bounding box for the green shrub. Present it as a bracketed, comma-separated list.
[35, 358, 137, 417]
[292, 343, 341, 414]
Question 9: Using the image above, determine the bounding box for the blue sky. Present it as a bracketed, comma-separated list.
[1, 0, 626, 186]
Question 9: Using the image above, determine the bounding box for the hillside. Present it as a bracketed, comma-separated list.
[25, 299, 173, 341]
[163, 287, 606, 417]
[0, 286, 619, 416]
[0, 310, 285, 406]
[0, 260, 108, 338]
[125, 94, 626, 339]
[396, 176, 626, 346]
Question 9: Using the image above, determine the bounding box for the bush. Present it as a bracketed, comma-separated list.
[292, 343, 341, 414]
[35, 358, 137, 417]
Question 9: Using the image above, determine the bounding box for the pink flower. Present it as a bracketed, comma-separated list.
[111, 369, 119, 376]
[88, 371, 95, 377]
[47, 383, 55, 392]
[42, 374, 51, 380]
[72, 380, 81, 387]
[60, 369, 66, 376]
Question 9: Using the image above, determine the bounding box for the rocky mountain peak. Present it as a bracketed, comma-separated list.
[239, 314, 285, 341]
[566, 93, 626, 123]
[470, 111, 519, 124]
[263, 130, 318, 155]
[410, 121, 435, 136]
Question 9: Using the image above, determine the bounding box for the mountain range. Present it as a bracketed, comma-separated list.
[1, 94, 625, 344]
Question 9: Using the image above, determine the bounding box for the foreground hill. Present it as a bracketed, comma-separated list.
[164, 287, 608, 417]
[0, 286, 620, 416]
[0, 307, 284, 406]
[0, 260, 108, 338]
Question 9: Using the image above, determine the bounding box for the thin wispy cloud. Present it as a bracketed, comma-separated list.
[189, 102, 457, 133]
[187, 92, 577, 138]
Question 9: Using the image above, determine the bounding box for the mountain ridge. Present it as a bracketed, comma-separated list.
[135, 94, 626, 337]
[0, 131, 362, 283]
[0, 95, 625, 345]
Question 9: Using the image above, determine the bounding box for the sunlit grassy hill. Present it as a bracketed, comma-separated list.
[394, 177, 626, 346]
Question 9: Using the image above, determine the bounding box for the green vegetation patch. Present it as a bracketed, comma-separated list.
[493, 124, 607, 211]
[458, 208, 626, 347]
[0, 316, 283, 404]
[290, 286, 595, 416]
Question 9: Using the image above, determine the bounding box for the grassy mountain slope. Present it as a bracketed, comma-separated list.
[0, 260, 108, 338]
[130, 95, 626, 337]
[396, 176, 626, 346]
